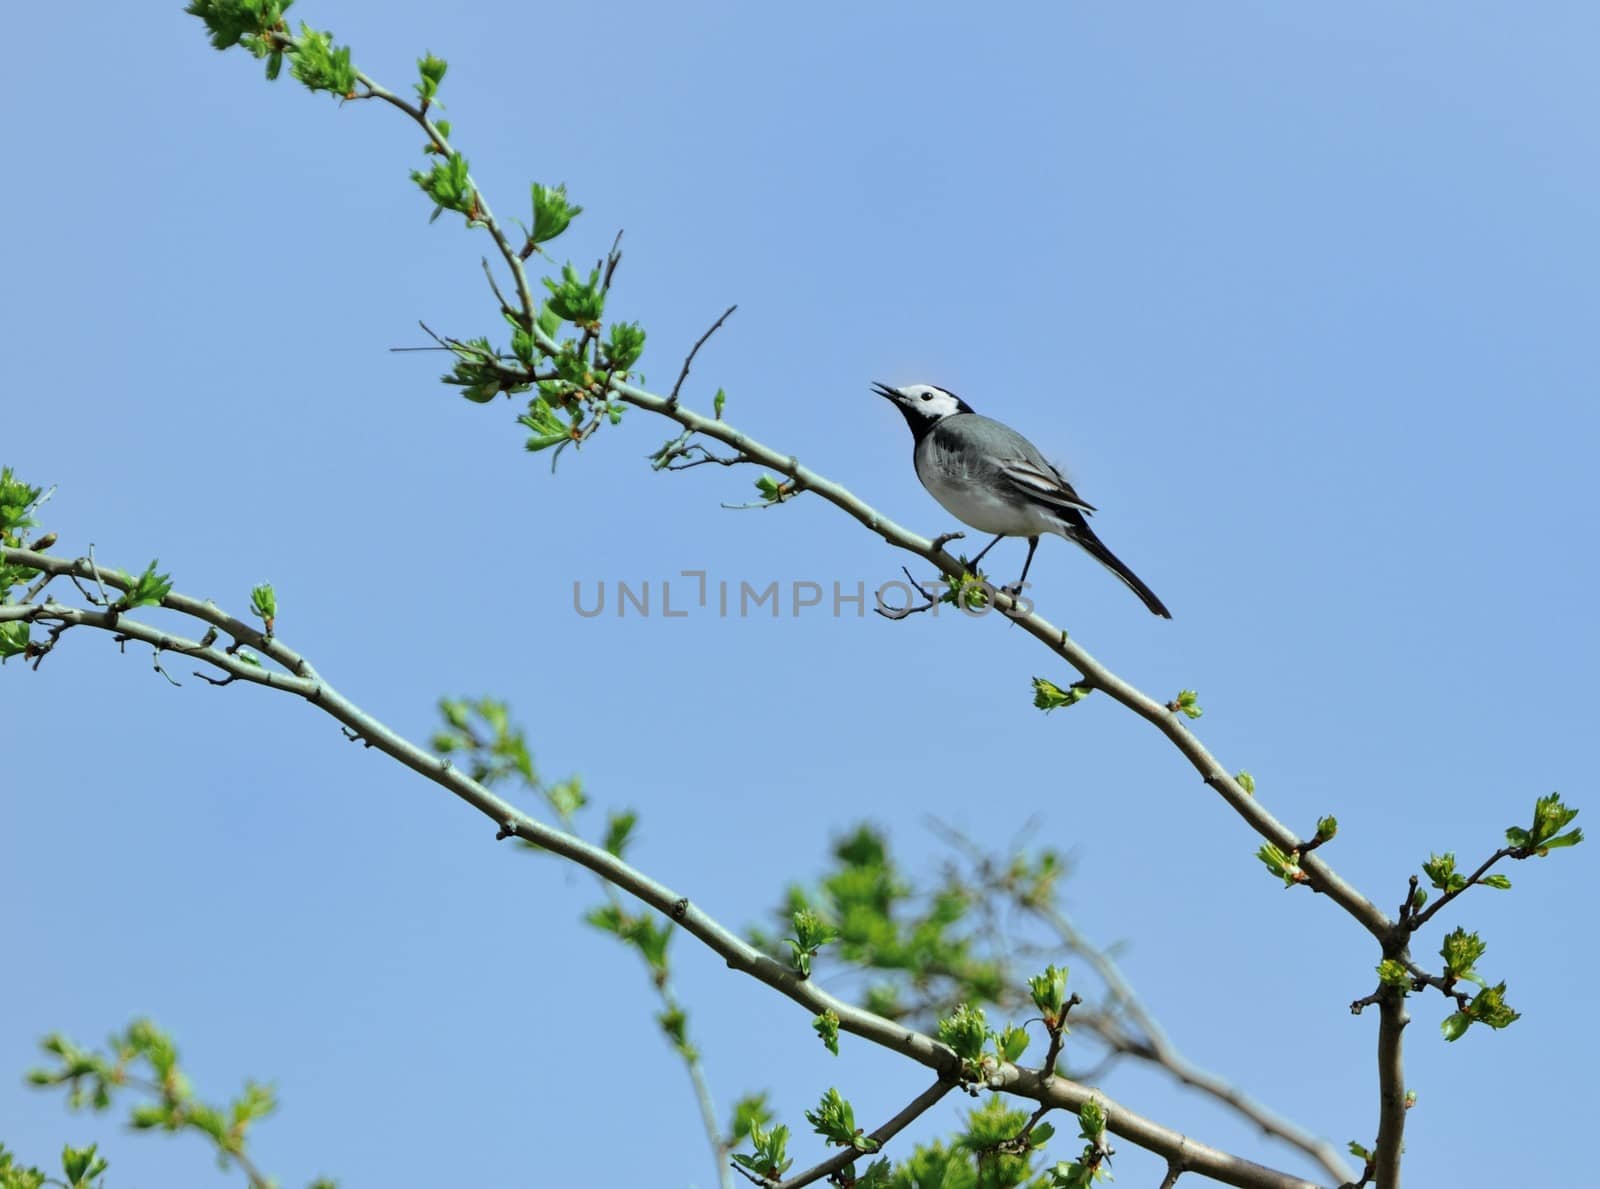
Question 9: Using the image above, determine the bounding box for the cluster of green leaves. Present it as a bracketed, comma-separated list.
[249, 582, 277, 634]
[525, 183, 583, 253]
[190, 7, 652, 465]
[750, 473, 800, 506]
[0, 1143, 106, 1189]
[1256, 843, 1307, 888]
[413, 152, 477, 223]
[1421, 851, 1507, 896]
[1506, 793, 1582, 855]
[943, 569, 993, 612]
[1028, 965, 1071, 1030]
[956, 1096, 1057, 1187]
[0, 466, 50, 659]
[110, 560, 173, 614]
[435, 696, 538, 791]
[1375, 795, 1582, 1044]
[734, 1120, 793, 1180]
[21, 1020, 334, 1188]
[1168, 689, 1203, 719]
[429, 697, 721, 1090]
[813, 1009, 842, 1056]
[187, 1, 360, 96]
[787, 908, 837, 978]
[1032, 677, 1090, 713]
[756, 826, 1016, 1022]
[735, 1095, 1068, 1189]
[414, 52, 446, 110]
[1045, 1101, 1112, 1188]
[935, 988, 1058, 1084]
[431, 696, 584, 822]
[1437, 929, 1520, 1041]
[806, 1087, 882, 1155]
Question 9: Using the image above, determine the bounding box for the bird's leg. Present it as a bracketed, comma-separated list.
[1002, 537, 1040, 595]
[966, 533, 1007, 574]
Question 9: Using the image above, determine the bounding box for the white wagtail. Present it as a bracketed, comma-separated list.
[874, 382, 1171, 618]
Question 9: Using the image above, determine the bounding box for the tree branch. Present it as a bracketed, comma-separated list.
[264, 24, 1391, 946]
[1372, 989, 1409, 1187]
[768, 1078, 954, 1189]
[931, 821, 1356, 1186]
[1406, 847, 1517, 932]
[0, 547, 1328, 1189]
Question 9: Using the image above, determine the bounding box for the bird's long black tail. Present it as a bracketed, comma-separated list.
[1058, 516, 1172, 619]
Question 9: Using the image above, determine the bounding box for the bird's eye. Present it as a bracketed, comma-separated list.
[920, 393, 932, 402]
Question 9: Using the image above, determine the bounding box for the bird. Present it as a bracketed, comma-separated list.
[873, 381, 1171, 618]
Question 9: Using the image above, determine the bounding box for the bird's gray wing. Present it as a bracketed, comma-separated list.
[960, 415, 1098, 515]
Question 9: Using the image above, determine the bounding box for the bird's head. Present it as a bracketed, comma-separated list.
[872, 382, 973, 433]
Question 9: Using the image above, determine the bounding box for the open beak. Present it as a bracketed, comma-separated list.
[871, 381, 902, 402]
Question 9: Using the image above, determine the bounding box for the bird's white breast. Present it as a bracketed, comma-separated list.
[914, 437, 1059, 537]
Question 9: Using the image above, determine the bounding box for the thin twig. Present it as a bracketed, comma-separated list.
[668, 305, 737, 407]
[767, 1078, 955, 1189]
[1407, 847, 1518, 931]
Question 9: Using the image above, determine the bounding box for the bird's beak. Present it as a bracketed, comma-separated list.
[871, 381, 902, 402]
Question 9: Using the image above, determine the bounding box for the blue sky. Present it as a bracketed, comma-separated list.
[3, 2, 1595, 1185]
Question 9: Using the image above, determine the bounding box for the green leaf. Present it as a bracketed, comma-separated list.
[728, 1093, 773, 1144]
[601, 810, 637, 858]
[713, 387, 727, 419]
[812, 1010, 840, 1056]
[735, 1122, 793, 1179]
[1516, 793, 1581, 854]
[289, 23, 357, 97]
[1028, 964, 1069, 1019]
[937, 1003, 990, 1063]
[1376, 959, 1411, 989]
[805, 1088, 877, 1151]
[1440, 927, 1486, 981]
[1315, 815, 1338, 841]
[1171, 688, 1203, 718]
[1257, 843, 1306, 887]
[0, 620, 30, 660]
[541, 263, 606, 325]
[1032, 676, 1090, 712]
[1077, 1099, 1106, 1142]
[997, 1023, 1030, 1063]
[410, 152, 475, 221]
[415, 52, 447, 107]
[604, 321, 646, 372]
[529, 183, 583, 247]
[518, 396, 573, 452]
[1440, 1011, 1471, 1042]
[184, 0, 292, 52]
[114, 560, 172, 612]
[1480, 874, 1512, 890]
[786, 909, 836, 977]
[249, 582, 276, 630]
[1422, 852, 1467, 894]
[1235, 770, 1256, 795]
[1463, 981, 1520, 1031]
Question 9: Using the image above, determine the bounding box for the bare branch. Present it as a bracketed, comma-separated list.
[1372, 991, 1409, 1187]
[668, 304, 738, 407]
